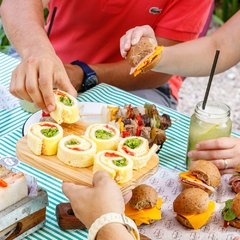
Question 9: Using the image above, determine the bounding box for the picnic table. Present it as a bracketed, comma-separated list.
[0, 52, 239, 240]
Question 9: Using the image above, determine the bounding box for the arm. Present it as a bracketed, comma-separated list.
[62, 171, 134, 240]
[120, 11, 240, 77]
[66, 37, 179, 92]
[0, 0, 76, 112]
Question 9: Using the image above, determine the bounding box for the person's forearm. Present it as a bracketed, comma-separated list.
[154, 11, 240, 76]
[90, 60, 172, 91]
[0, 0, 55, 58]
[97, 223, 134, 240]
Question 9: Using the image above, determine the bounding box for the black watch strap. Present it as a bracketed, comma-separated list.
[71, 60, 98, 92]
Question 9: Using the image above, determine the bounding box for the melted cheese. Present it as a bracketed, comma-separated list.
[180, 201, 215, 230]
[133, 46, 164, 77]
[179, 172, 203, 183]
[125, 198, 162, 226]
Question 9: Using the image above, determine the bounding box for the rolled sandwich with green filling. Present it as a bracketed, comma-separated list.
[27, 122, 63, 156]
[57, 135, 97, 167]
[85, 124, 120, 152]
[50, 89, 80, 124]
[222, 193, 240, 228]
[118, 136, 159, 169]
[93, 150, 133, 184]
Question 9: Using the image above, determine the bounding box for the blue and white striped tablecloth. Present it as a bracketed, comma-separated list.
[0, 52, 239, 239]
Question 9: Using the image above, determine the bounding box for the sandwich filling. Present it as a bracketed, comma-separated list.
[222, 199, 239, 227]
[177, 201, 215, 230]
[179, 172, 215, 193]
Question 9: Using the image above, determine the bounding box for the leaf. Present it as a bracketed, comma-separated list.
[222, 199, 237, 221]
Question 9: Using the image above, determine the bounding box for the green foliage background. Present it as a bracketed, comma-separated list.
[0, 0, 239, 54]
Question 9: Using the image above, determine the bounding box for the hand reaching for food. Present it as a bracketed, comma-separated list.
[187, 137, 240, 174]
[10, 52, 77, 112]
[62, 171, 125, 229]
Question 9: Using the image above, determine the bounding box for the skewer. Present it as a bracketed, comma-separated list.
[79, 114, 103, 117]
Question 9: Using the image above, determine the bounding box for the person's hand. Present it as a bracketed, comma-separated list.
[120, 25, 157, 58]
[62, 171, 125, 229]
[187, 137, 240, 174]
[10, 52, 77, 112]
[64, 64, 84, 92]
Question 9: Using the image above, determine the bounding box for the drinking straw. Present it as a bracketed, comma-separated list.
[202, 50, 220, 110]
[47, 7, 57, 37]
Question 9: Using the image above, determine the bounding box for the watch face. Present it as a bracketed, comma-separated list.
[83, 75, 98, 91]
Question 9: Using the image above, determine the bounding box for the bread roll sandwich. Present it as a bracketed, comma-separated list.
[229, 164, 240, 194]
[50, 89, 80, 124]
[125, 184, 162, 226]
[57, 135, 97, 167]
[127, 37, 163, 77]
[118, 136, 159, 169]
[93, 150, 133, 184]
[179, 160, 221, 195]
[27, 122, 63, 156]
[222, 193, 240, 228]
[0, 165, 28, 211]
[173, 188, 215, 230]
[85, 124, 120, 152]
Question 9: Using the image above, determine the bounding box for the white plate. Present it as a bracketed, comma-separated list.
[22, 102, 110, 136]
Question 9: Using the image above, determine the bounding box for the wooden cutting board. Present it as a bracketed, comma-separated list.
[16, 122, 159, 194]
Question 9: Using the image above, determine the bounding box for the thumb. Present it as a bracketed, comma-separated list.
[93, 171, 114, 187]
[62, 182, 86, 200]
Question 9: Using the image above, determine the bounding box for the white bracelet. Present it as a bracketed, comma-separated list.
[88, 213, 140, 240]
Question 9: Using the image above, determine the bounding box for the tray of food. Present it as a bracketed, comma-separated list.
[16, 90, 172, 194]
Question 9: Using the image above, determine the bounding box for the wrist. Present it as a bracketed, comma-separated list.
[97, 223, 133, 240]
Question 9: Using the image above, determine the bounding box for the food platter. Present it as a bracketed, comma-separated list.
[17, 121, 159, 195]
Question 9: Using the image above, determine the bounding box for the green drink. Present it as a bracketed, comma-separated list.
[186, 101, 232, 168]
[19, 100, 40, 113]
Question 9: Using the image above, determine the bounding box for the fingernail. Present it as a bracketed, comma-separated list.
[47, 104, 55, 112]
[187, 152, 193, 157]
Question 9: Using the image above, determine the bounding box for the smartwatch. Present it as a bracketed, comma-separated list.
[71, 60, 98, 92]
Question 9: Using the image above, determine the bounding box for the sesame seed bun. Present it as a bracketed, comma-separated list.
[173, 188, 209, 215]
[189, 160, 221, 187]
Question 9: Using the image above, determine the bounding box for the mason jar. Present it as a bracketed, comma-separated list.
[186, 101, 232, 168]
[19, 99, 40, 113]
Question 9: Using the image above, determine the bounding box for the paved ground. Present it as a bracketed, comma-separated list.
[178, 63, 240, 134]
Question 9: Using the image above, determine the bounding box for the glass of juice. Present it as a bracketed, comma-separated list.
[19, 99, 40, 113]
[186, 101, 232, 167]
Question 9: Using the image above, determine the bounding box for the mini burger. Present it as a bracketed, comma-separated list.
[127, 37, 164, 77]
[173, 188, 215, 230]
[222, 193, 240, 228]
[179, 160, 221, 195]
[229, 164, 240, 194]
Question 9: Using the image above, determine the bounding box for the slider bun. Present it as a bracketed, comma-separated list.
[229, 219, 240, 229]
[173, 188, 209, 215]
[175, 215, 193, 229]
[232, 193, 240, 218]
[127, 37, 156, 67]
[129, 184, 158, 210]
[189, 160, 221, 187]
